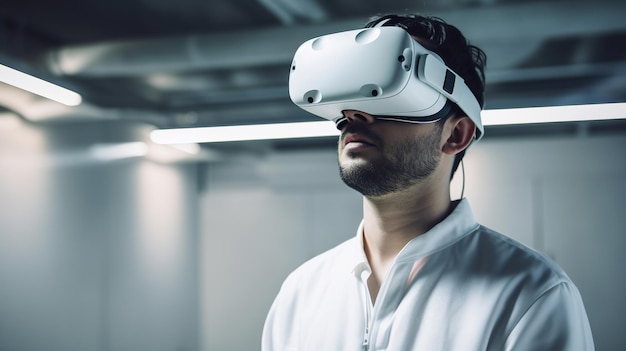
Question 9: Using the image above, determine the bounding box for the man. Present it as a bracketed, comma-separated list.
[263, 14, 594, 350]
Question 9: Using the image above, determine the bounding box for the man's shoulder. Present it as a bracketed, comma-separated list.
[464, 225, 572, 289]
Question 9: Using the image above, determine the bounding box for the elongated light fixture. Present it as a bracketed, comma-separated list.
[0, 63, 82, 106]
[150, 102, 626, 144]
[481, 102, 626, 126]
[90, 142, 148, 161]
[151, 120, 339, 144]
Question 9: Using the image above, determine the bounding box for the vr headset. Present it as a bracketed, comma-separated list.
[289, 26, 484, 141]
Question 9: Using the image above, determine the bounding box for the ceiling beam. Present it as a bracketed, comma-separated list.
[45, 1, 626, 77]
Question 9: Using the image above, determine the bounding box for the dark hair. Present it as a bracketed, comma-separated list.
[365, 14, 487, 179]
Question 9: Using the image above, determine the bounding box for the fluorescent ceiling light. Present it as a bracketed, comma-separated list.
[0, 64, 82, 106]
[151, 121, 339, 144]
[150, 102, 626, 144]
[482, 102, 626, 126]
[90, 142, 148, 161]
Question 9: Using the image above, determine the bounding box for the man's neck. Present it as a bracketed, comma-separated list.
[361, 183, 452, 302]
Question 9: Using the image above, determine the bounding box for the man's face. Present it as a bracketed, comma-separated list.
[338, 110, 443, 197]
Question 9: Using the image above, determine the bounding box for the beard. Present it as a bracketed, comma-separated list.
[338, 125, 442, 197]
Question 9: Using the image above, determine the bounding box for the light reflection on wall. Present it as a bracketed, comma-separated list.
[0, 116, 198, 351]
[135, 161, 187, 280]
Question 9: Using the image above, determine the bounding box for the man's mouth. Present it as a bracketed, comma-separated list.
[343, 134, 376, 150]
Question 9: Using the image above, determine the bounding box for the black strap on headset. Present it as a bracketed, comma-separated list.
[333, 99, 455, 130]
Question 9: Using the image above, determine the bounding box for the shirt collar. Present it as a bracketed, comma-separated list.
[350, 220, 371, 278]
[349, 198, 479, 274]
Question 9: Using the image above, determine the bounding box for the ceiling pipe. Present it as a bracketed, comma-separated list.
[44, 1, 626, 78]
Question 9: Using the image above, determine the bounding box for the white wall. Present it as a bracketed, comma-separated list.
[199, 133, 626, 351]
[0, 117, 199, 351]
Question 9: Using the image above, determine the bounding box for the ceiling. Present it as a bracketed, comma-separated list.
[1, 0, 625, 146]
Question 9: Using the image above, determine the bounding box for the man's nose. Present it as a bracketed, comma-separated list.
[342, 110, 376, 124]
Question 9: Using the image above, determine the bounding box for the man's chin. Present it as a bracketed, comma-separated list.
[338, 157, 374, 174]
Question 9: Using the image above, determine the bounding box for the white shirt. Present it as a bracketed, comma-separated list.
[262, 199, 595, 350]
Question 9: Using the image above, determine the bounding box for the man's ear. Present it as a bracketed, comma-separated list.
[442, 115, 476, 155]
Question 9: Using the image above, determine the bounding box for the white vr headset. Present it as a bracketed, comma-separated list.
[289, 26, 484, 141]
